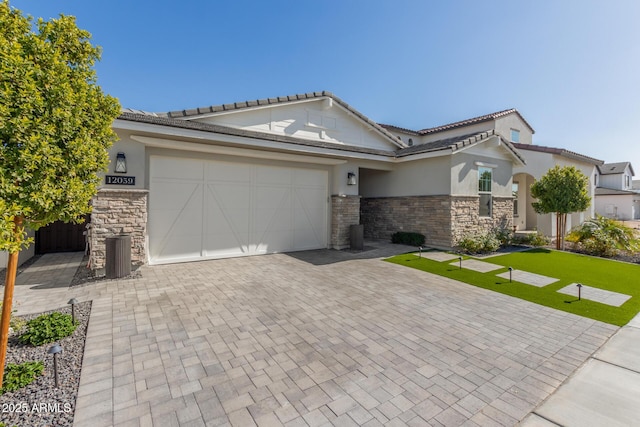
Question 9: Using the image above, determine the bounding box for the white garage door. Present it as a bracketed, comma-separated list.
[148, 156, 328, 264]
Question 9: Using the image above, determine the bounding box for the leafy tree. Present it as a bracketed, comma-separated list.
[0, 1, 120, 383]
[530, 166, 590, 250]
[567, 215, 639, 257]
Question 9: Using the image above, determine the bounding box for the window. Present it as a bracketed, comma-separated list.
[512, 182, 519, 216]
[510, 129, 520, 143]
[626, 175, 630, 188]
[478, 166, 492, 217]
[408, 138, 413, 146]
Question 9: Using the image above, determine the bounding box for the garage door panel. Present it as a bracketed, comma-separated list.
[149, 156, 327, 264]
[153, 157, 204, 180]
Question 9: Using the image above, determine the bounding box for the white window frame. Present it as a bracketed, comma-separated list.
[510, 129, 520, 143]
[478, 166, 493, 217]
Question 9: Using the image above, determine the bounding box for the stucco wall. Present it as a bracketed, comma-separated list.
[494, 114, 533, 145]
[359, 157, 451, 198]
[595, 194, 636, 220]
[451, 149, 514, 197]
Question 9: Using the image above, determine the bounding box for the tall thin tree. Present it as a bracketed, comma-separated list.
[0, 1, 120, 384]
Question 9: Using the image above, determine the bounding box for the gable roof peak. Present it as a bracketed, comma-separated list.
[598, 161, 634, 176]
[418, 108, 535, 135]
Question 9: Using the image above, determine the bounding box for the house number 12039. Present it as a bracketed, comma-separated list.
[105, 175, 136, 185]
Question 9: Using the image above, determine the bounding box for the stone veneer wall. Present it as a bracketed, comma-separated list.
[450, 195, 513, 244]
[90, 189, 148, 271]
[330, 195, 360, 249]
[361, 195, 514, 249]
[361, 196, 453, 248]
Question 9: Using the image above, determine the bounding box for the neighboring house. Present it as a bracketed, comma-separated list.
[594, 162, 640, 220]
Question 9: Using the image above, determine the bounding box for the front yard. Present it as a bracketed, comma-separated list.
[386, 248, 640, 326]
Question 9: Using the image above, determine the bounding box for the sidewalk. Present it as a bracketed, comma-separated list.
[12, 252, 86, 315]
[521, 312, 640, 426]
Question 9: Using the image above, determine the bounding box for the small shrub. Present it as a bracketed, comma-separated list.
[567, 215, 639, 257]
[513, 231, 550, 247]
[1, 361, 44, 394]
[492, 227, 514, 247]
[0, 302, 27, 332]
[391, 231, 426, 246]
[457, 231, 500, 254]
[19, 312, 77, 346]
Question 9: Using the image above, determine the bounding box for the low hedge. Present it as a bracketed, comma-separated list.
[391, 231, 426, 246]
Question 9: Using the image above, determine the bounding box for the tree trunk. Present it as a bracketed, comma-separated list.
[0, 216, 23, 386]
[555, 213, 561, 250]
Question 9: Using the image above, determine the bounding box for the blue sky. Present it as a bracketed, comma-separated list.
[10, 0, 640, 171]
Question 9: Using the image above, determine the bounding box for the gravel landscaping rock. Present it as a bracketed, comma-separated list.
[0, 301, 91, 427]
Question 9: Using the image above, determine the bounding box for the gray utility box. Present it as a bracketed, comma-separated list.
[350, 224, 364, 251]
[105, 235, 131, 279]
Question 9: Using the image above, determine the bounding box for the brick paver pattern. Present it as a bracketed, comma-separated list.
[12, 246, 617, 426]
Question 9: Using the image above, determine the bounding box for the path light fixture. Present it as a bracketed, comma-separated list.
[418, 246, 423, 258]
[115, 152, 127, 173]
[48, 344, 62, 388]
[347, 172, 357, 185]
[508, 267, 513, 283]
[577, 283, 583, 301]
[68, 298, 78, 323]
[458, 256, 463, 269]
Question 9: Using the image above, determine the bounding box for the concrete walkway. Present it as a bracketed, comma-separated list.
[3, 247, 638, 426]
[521, 314, 640, 426]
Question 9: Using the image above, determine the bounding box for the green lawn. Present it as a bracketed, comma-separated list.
[385, 248, 640, 326]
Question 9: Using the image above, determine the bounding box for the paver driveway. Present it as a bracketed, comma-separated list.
[70, 244, 617, 426]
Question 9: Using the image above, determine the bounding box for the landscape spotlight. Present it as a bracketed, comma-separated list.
[68, 298, 78, 323]
[48, 344, 63, 388]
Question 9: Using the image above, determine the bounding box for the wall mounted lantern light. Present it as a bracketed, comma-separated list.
[347, 172, 357, 186]
[115, 152, 127, 173]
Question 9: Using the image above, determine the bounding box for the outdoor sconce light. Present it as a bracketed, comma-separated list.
[347, 172, 357, 186]
[68, 298, 78, 323]
[115, 152, 127, 173]
[48, 344, 63, 388]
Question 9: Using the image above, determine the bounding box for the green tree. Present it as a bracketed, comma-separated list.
[0, 1, 120, 383]
[530, 165, 591, 250]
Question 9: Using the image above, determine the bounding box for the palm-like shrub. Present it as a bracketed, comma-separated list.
[567, 215, 639, 257]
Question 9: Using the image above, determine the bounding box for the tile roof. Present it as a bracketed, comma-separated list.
[396, 129, 526, 164]
[598, 162, 634, 176]
[594, 187, 638, 196]
[162, 91, 405, 148]
[117, 113, 523, 163]
[378, 123, 420, 135]
[419, 108, 535, 135]
[511, 142, 604, 165]
[117, 112, 396, 157]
